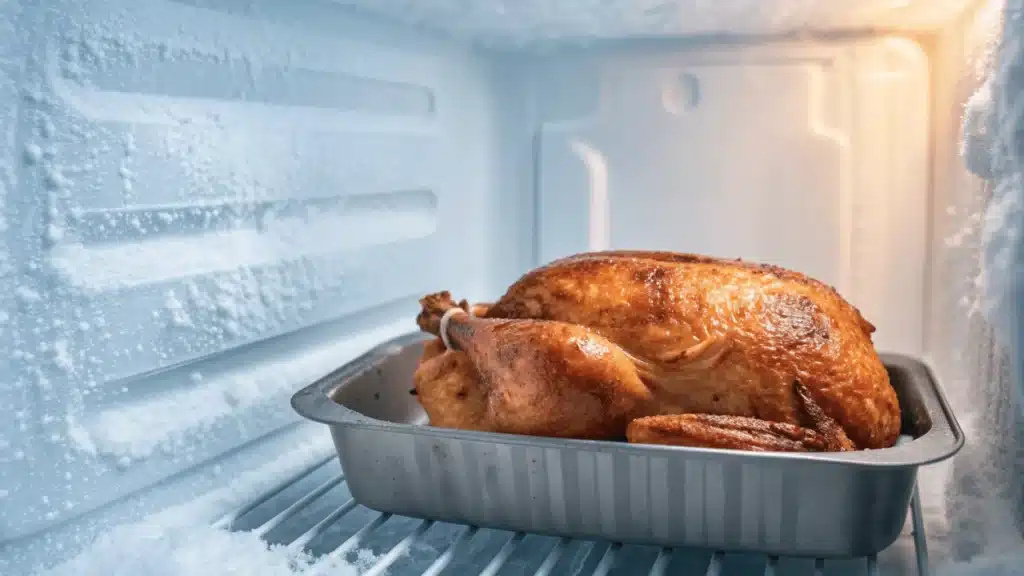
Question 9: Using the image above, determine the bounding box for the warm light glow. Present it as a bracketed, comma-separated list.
[964, 0, 1005, 80]
[848, 0, 978, 28]
[570, 139, 611, 251]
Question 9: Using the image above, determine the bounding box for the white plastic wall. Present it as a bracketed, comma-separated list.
[523, 39, 931, 357]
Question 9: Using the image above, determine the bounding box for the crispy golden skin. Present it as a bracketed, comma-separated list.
[627, 382, 856, 452]
[413, 251, 901, 452]
[626, 415, 830, 452]
[412, 339, 490, 432]
[416, 297, 655, 440]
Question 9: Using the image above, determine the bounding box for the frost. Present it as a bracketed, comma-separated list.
[67, 319, 409, 460]
[947, 0, 1024, 570]
[43, 165, 68, 189]
[978, 173, 1024, 347]
[39, 435, 369, 576]
[961, 78, 994, 179]
[45, 223, 65, 245]
[47, 202, 434, 292]
[15, 285, 41, 303]
[940, 554, 1024, 576]
[165, 290, 193, 328]
[24, 143, 42, 164]
[333, 0, 972, 44]
[65, 416, 97, 456]
[52, 339, 74, 374]
[39, 117, 54, 138]
[38, 524, 323, 576]
[970, 0, 1024, 364]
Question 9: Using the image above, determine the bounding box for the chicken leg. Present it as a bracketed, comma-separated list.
[416, 292, 656, 440]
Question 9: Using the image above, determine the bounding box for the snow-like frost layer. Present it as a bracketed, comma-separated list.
[40, 524, 319, 576]
[50, 203, 434, 293]
[39, 432, 374, 576]
[40, 524, 378, 576]
[947, 0, 1024, 572]
[938, 554, 1024, 576]
[68, 319, 411, 460]
[962, 78, 994, 180]
[334, 0, 974, 44]
[971, 0, 1024, 399]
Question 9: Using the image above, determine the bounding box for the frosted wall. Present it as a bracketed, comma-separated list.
[332, 0, 976, 45]
[928, 0, 1024, 570]
[0, 0, 526, 558]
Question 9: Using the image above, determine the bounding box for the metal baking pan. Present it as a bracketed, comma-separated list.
[291, 332, 964, 558]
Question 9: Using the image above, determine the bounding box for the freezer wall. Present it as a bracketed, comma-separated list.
[0, 0, 526, 543]
[522, 37, 931, 357]
[332, 0, 978, 45]
[922, 0, 1018, 561]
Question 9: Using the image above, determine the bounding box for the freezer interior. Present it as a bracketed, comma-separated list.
[0, 0, 1020, 574]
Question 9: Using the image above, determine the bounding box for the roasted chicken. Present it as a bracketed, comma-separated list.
[413, 251, 901, 452]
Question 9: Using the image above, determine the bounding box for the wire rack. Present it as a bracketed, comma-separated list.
[215, 455, 931, 576]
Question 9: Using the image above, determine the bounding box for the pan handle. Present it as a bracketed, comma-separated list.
[826, 354, 966, 467]
[878, 354, 966, 466]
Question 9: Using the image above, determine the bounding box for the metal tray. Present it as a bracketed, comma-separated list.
[291, 332, 964, 558]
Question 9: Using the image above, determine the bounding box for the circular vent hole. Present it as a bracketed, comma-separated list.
[664, 72, 701, 115]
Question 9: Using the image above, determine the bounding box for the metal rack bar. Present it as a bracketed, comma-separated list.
[867, 555, 880, 576]
[421, 525, 479, 576]
[287, 498, 358, 551]
[212, 455, 333, 529]
[706, 551, 724, 576]
[480, 532, 525, 576]
[535, 537, 570, 576]
[362, 520, 434, 576]
[218, 464, 931, 576]
[255, 474, 344, 536]
[649, 548, 672, 576]
[331, 512, 390, 559]
[593, 543, 621, 576]
[910, 486, 930, 576]
[310, 513, 391, 576]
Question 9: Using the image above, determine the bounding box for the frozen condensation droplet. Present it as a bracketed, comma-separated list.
[24, 143, 42, 164]
[39, 117, 54, 138]
[165, 290, 193, 328]
[45, 223, 65, 245]
[15, 286, 42, 303]
[53, 339, 74, 374]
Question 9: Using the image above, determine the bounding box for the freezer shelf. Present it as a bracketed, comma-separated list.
[215, 456, 931, 576]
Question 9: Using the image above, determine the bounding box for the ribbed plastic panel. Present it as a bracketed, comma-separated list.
[219, 457, 931, 576]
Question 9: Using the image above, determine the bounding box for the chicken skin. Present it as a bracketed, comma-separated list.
[413, 251, 901, 452]
[416, 297, 654, 440]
